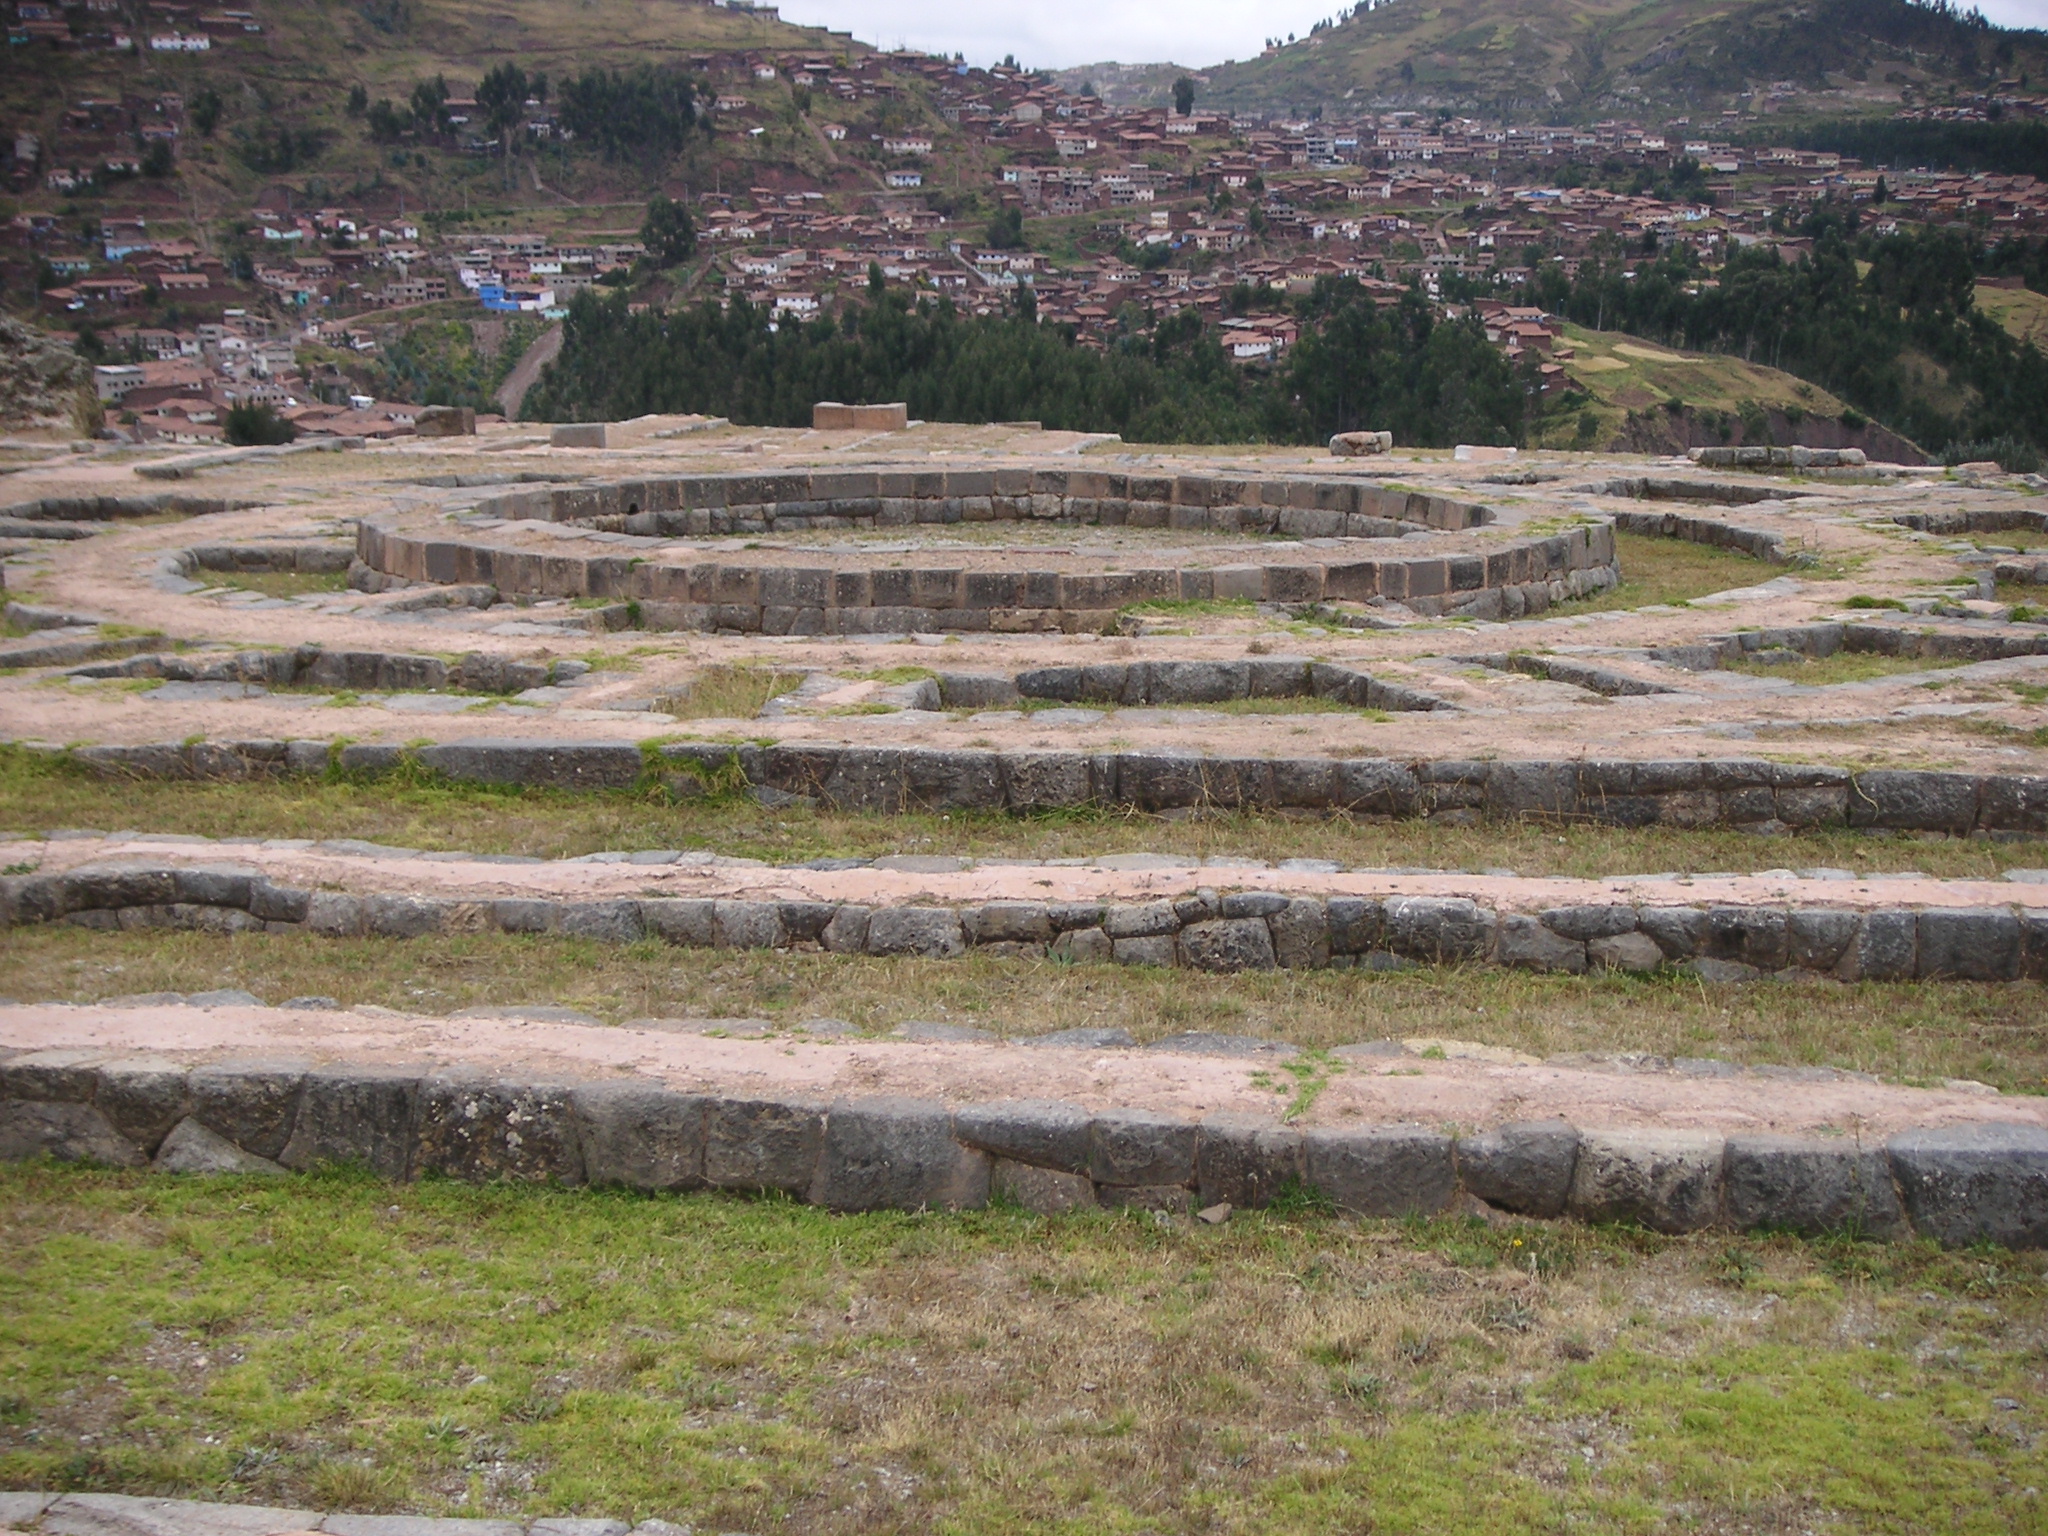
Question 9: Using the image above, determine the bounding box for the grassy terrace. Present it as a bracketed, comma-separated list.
[4, 928, 2045, 1094]
[4, 748, 2044, 880]
[3, 1166, 2046, 1534]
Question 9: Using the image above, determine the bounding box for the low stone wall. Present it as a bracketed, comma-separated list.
[68, 646, 573, 695]
[0, 493, 254, 521]
[1892, 509, 2048, 538]
[1591, 478, 1813, 507]
[469, 467, 1495, 538]
[929, 659, 1454, 712]
[5, 1049, 2044, 1242]
[355, 520, 1619, 631]
[1645, 620, 2048, 671]
[7, 861, 2047, 983]
[1609, 508, 1797, 565]
[33, 738, 2048, 836]
[176, 542, 353, 575]
[1689, 446, 1867, 469]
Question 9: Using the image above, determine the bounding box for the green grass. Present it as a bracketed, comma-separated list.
[1554, 532, 1781, 616]
[5, 744, 2047, 880]
[4, 1165, 2048, 1533]
[6, 926, 2047, 1092]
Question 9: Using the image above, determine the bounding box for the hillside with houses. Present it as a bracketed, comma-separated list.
[2, 0, 2046, 458]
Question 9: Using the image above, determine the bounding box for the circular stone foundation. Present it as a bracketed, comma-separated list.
[356, 465, 1620, 631]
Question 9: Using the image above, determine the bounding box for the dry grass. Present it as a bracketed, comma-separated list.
[7, 925, 2047, 1092]
[7, 747, 2046, 879]
[3, 1164, 2046, 1534]
[654, 664, 808, 720]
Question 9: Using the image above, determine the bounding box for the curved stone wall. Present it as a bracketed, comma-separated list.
[467, 467, 1495, 538]
[355, 519, 1619, 631]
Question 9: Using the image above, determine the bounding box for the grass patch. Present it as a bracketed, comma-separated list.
[5, 744, 2048, 879]
[1554, 531, 1781, 615]
[203, 570, 351, 599]
[651, 665, 806, 721]
[1729, 651, 1971, 685]
[7, 926, 2048, 1090]
[4, 1165, 2048, 1532]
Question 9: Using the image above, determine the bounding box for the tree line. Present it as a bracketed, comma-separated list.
[518, 274, 1527, 448]
[357, 63, 707, 164]
[1519, 216, 2048, 456]
[1767, 117, 2048, 179]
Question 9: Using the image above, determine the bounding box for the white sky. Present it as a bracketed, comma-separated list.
[769, 0, 2048, 72]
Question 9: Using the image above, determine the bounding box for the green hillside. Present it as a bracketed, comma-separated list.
[1200, 0, 2048, 121]
[0, 0, 863, 218]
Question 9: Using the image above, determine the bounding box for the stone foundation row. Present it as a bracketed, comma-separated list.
[466, 466, 1494, 533]
[8, 864, 2048, 983]
[34, 737, 2048, 836]
[355, 521, 1617, 627]
[70, 647, 580, 696]
[4, 1052, 2045, 1244]
[1608, 508, 1799, 565]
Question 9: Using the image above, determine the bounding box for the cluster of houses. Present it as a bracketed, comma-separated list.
[6, 0, 256, 52]
[83, 310, 439, 446]
[7, 28, 2048, 407]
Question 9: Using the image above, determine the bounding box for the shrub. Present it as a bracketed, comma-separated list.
[223, 403, 297, 446]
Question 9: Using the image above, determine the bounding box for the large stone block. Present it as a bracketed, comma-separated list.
[713, 899, 786, 949]
[1269, 898, 1331, 969]
[1497, 915, 1587, 973]
[1724, 1135, 1905, 1237]
[991, 1157, 1096, 1214]
[1089, 1109, 1198, 1187]
[1177, 917, 1277, 972]
[811, 1097, 989, 1211]
[953, 1099, 1092, 1174]
[277, 1067, 421, 1179]
[1917, 908, 2021, 981]
[573, 1082, 707, 1191]
[188, 1063, 305, 1159]
[1382, 896, 1496, 962]
[153, 1118, 287, 1176]
[91, 1060, 190, 1154]
[1456, 1120, 1578, 1217]
[1889, 1122, 2048, 1248]
[1568, 1129, 1725, 1233]
[1302, 1125, 1456, 1216]
[413, 1075, 583, 1184]
[703, 1096, 825, 1193]
[866, 906, 966, 958]
[0, 1099, 144, 1166]
[964, 902, 1054, 945]
[1196, 1116, 1303, 1208]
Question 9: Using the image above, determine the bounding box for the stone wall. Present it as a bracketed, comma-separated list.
[466, 467, 1496, 537]
[1608, 508, 1797, 565]
[5, 1049, 2045, 1243]
[354, 520, 1618, 631]
[5, 863, 2045, 983]
[34, 738, 2048, 836]
[67, 647, 572, 695]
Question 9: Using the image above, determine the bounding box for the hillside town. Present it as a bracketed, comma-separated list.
[7, 28, 2048, 439]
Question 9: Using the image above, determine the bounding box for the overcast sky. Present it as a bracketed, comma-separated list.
[769, 0, 2048, 72]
